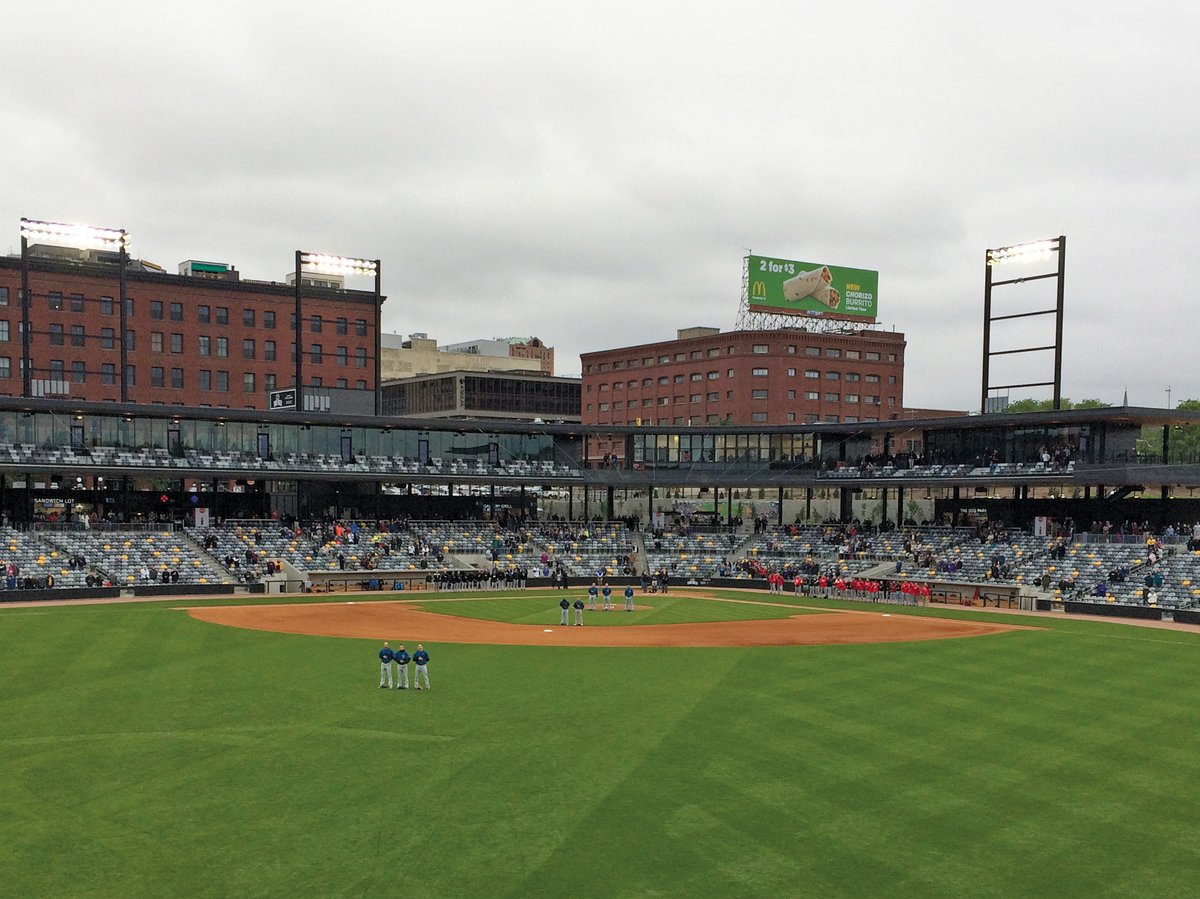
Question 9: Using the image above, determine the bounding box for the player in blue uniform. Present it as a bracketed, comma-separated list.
[413, 644, 431, 690]
[624, 585, 635, 611]
[573, 596, 584, 625]
[393, 643, 411, 689]
[559, 595, 570, 625]
[378, 642, 394, 688]
[601, 584, 613, 610]
[587, 581, 599, 610]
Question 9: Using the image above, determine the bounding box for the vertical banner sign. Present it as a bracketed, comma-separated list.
[747, 255, 879, 321]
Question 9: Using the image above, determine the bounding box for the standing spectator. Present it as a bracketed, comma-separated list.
[378, 642, 394, 689]
[413, 644, 431, 691]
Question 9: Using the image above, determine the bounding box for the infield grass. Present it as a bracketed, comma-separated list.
[1, 590, 1199, 898]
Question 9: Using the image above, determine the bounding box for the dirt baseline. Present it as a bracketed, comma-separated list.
[186, 597, 1024, 647]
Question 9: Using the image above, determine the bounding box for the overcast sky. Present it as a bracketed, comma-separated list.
[3, 2, 1197, 411]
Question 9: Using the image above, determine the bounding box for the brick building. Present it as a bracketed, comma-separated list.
[581, 325, 906, 457]
[0, 247, 383, 412]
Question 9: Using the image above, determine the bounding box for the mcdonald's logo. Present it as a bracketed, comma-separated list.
[751, 280, 768, 298]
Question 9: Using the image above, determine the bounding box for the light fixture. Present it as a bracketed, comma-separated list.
[299, 252, 377, 276]
[20, 218, 128, 252]
[986, 239, 1060, 266]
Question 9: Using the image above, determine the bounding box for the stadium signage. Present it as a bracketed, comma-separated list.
[747, 254, 878, 321]
[269, 388, 298, 410]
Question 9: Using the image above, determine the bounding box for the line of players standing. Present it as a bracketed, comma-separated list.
[559, 581, 635, 625]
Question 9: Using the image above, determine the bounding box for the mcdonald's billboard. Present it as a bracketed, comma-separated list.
[747, 254, 878, 321]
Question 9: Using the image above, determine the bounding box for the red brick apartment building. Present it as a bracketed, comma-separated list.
[581, 326, 906, 457]
[0, 249, 383, 412]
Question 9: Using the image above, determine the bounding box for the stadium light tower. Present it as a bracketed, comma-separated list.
[294, 251, 382, 414]
[20, 218, 129, 400]
[981, 235, 1066, 414]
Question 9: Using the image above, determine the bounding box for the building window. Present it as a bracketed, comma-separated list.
[805, 370, 819, 379]
[707, 392, 719, 401]
[216, 307, 229, 325]
[846, 394, 859, 403]
[0, 321, 9, 342]
[151, 366, 165, 387]
[865, 374, 880, 384]
[171, 333, 183, 354]
[752, 344, 769, 354]
[825, 393, 839, 402]
[310, 344, 323, 363]
[825, 415, 839, 422]
[170, 303, 183, 322]
[642, 378, 652, 388]
[311, 315, 323, 333]
[845, 416, 859, 423]
[337, 378, 348, 389]
[787, 412, 796, 422]
[49, 323, 64, 346]
[599, 403, 609, 412]
[0, 288, 7, 306]
[264, 311, 276, 329]
[888, 354, 897, 363]
[826, 371, 840, 380]
[69, 293, 85, 313]
[50, 360, 66, 379]
[265, 373, 276, 391]
[311, 377, 322, 387]
[290, 313, 297, 331]
[243, 339, 256, 360]
[199, 335, 211, 357]
[336, 318, 348, 335]
[336, 346, 348, 367]
[101, 363, 115, 385]
[198, 305, 210, 324]
[150, 300, 163, 320]
[888, 375, 897, 385]
[71, 325, 85, 347]
[0, 356, 14, 378]
[243, 309, 256, 328]
[264, 340, 276, 362]
[728, 368, 737, 378]
[171, 368, 184, 389]
[787, 389, 796, 399]
[787, 345, 797, 354]
[805, 346, 820, 356]
[124, 364, 135, 386]
[216, 337, 228, 358]
[199, 370, 212, 391]
[70, 361, 85, 383]
[672, 374, 684, 384]
[99, 296, 113, 315]
[690, 394, 702, 403]
[888, 396, 897, 406]
[243, 372, 256, 393]
[865, 352, 880, 361]
[151, 332, 164, 354]
[751, 368, 768, 377]
[658, 376, 669, 386]
[845, 373, 860, 382]
[845, 350, 860, 360]
[751, 412, 768, 422]
[48, 292, 65, 311]
[599, 383, 609, 392]
[355, 319, 367, 337]
[825, 348, 841, 358]
[356, 348, 367, 368]
[866, 395, 881, 405]
[787, 368, 796, 377]
[805, 391, 819, 400]
[751, 389, 769, 399]
[216, 371, 229, 392]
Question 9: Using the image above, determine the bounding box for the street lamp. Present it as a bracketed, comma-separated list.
[981, 235, 1066, 413]
[19, 218, 129, 400]
[294, 251, 381, 414]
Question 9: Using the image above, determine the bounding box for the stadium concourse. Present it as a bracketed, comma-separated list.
[5, 397, 1200, 625]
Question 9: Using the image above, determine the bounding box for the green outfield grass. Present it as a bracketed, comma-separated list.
[2, 590, 1199, 898]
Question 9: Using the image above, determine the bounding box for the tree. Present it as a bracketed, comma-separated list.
[1004, 397, 1110, 413]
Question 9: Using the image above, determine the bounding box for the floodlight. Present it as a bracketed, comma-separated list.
[299, 252, 377, 276]
[986, 238, 1060, 266]
[20, 218, 128, 252]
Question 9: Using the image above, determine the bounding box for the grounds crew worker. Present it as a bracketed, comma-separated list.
[393, 643, 411, 690]
[378, 642, 394, 689]
[413, 644, 431, 691]
[560, 595, 571, 625]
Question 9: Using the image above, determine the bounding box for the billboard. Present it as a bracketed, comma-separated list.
[747, 255, 878, 321]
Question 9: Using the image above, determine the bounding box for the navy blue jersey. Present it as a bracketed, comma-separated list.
[587, 585, 598, 596]
[394, 650, 411, 665]
[379, 646, 394, 663]
[624, 587, 634, 599]
[602, 586, 611, 596]
[560, 597, 570, 609]
[413, 650, 430, 666]
[573, 599, 584, 609]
